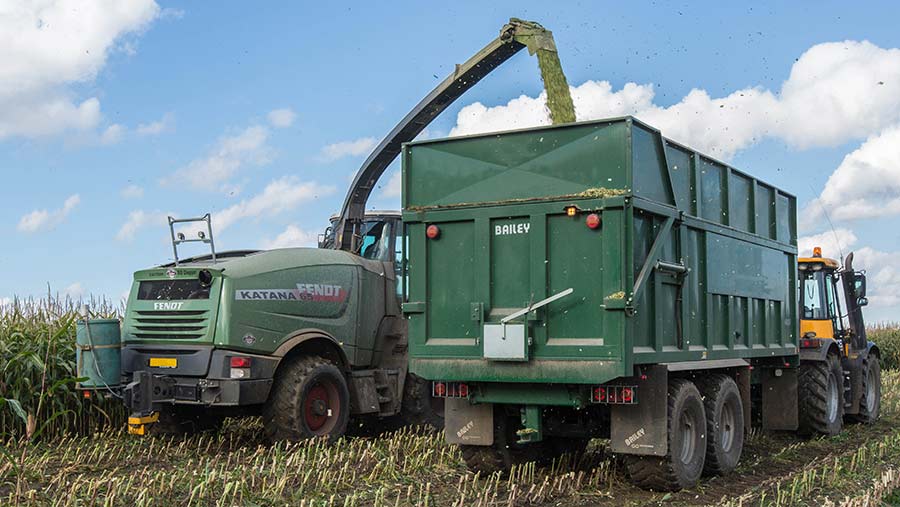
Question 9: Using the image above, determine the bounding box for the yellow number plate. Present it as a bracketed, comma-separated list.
[149, 357, 177, 368]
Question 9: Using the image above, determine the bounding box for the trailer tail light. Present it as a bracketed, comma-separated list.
[432, 381, 469, 398]
[585, 213, 601, 229]
[800, 338, 821, 349]
[426, 225, 441, 239]
[591, 385, 637, 404]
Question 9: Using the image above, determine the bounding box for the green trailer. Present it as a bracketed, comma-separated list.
[403, 116, 807, 490]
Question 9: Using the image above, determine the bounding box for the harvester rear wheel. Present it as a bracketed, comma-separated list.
[263, 356, 349, 443]
[699, 374, 743, 476]
[624, 379, 707, 491]
[850, 354, 881, 424]
[146, 406, 223, 436]
[798, 354, 844, 436]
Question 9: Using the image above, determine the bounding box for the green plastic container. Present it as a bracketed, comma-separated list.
[76, 319, 122, 388]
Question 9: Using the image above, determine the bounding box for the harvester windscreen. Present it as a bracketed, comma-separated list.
[137, 280, 210, 300]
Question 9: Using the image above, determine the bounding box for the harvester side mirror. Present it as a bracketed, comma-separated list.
[857, 297, 869, 307]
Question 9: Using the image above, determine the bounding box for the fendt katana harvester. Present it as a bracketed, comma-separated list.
[75, 19, 576, 440]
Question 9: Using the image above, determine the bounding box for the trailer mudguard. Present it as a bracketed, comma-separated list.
[761, 366, 799, 430]
[444, 398, 493, 445]
[610, 365, 667, 456]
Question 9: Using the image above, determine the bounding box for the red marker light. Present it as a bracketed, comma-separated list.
[434, 382, 446, 397]
[622, 387, 634, 403]
[458, 383, 469, 397]
[585, 213, 601, 229]
[426, 225, 441, 239]
[230, 356, 251, 368]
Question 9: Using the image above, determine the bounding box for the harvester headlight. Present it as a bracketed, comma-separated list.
[177, 232, 185, 241]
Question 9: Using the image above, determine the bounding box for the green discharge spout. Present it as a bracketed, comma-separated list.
[510, 18, 577, 125]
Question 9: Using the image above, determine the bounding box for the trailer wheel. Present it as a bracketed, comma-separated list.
[401, 373, 445, 431]
[798, 354, 844, 436]
[699, 374, 743, 476]
[263, 356, 349, 442]
[850, 354, 881, 424]
[625, 379, 707, 491]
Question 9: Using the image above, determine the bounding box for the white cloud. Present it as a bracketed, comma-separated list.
[0, 0, 160, 140]
[136, 112, 174, 136]
[797, 228, 858, 259]
[319, 137, 377, 162]
[117, 210, 149, 240]
[802, 124, 900, 225]
[261, 224, 319, 249]
[63, 282, 85, 299]
[121, 184, 144, 199]
[215, 177, 336, 231]
[380, 170, 402, 198]
[267, 108, 296, 128]
[100, 123, 125, 145]
[450, 40, 900, 160]
[853, 247, 900, 309]
[164, 125, 272, 192]
[18, 194, 80, 233]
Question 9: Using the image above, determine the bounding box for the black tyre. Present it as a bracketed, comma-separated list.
[263, 356, 350, 442]
[798, 354, 844, 436]
[146, 406, 223, 437]
[699, 374, 744, 476]
[850, 354, 881, 424]
[625, 379, 707, 491]
[400, 373, 445, 431]
[460, 406, 552, 474]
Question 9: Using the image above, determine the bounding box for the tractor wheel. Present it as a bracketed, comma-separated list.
[400, 373, 445, 431]
[699, 374, 744, 476]
[850, 354, 881, 424]
[146, 406, 223, 437]
[798, 354, 844, 436]
[624, 379, 707, 491]
[459, 406, 552, 475]
[263, 356, 349, 443]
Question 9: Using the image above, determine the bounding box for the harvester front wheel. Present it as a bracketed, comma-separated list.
[699, 374, 743, 476]
[263, 356, 349, 443]
[850, 354, 881, 424]
[624, 379, 707, 491]
[798, 354, 844, 436]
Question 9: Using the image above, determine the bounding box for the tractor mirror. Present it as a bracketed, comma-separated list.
[857, 297, 869, 307]
[853, 272, 867, 298]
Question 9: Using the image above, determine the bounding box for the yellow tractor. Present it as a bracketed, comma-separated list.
[798, 248, 880, 434]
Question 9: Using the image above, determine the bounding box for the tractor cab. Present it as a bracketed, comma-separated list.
[798, 247, 869, 347]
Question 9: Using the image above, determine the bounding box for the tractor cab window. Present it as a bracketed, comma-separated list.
[359, 220, 393, 261]
[802, 270, 829, 320]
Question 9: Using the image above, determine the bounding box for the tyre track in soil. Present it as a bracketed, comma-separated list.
[555, 420, 898, 507]
[641, 421, 898, 506]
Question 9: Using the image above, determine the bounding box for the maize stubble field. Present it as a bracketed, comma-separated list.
[2, 299, 900, 506]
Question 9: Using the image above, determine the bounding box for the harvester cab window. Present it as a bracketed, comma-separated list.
[359, 220, 393, 261]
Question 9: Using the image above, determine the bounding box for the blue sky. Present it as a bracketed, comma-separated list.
[2, 1, 900, 321]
